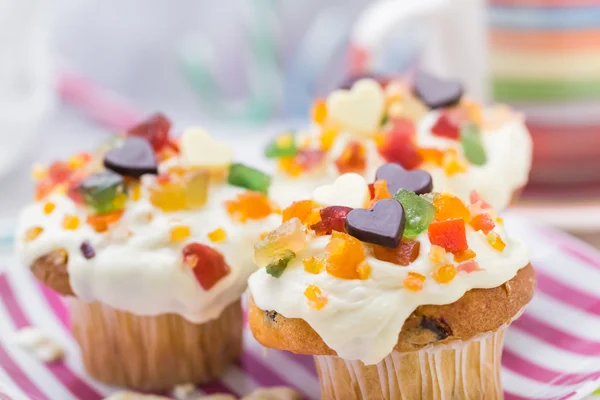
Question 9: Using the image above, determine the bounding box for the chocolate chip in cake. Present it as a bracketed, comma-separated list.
[420, 317, 453, 341]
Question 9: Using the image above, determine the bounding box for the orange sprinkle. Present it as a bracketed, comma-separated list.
[303, 257, 325, 274]
[43, 202, 56, 215]
[24, 226, 44, 242]
[224, 192, 276, 223]
[319, 127, 339, 151]
[304, 285, 328, 310]
[403, 272, 426, 292]
[208, 228, 227, 243]
[311, 99, 327, 125]
[417, 147, 445, 166]
[453, 249, 476, 263]
[170, 225, 191, 242]
[443, 149, 468, 176]
[432, 264, 457, 284]
[487, 232, 506, 252]
[62, 215, 80, 230]
[86, 210, 124, 233]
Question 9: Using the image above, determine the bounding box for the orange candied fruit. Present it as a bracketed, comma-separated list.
[487, 232, 506, 252]
[304, 284, 328, 310]
[470, 213, 495, 235]
[62, 215, 80, 231]
[443, 149, 467, 176]
[370, 180, 392, 204]
[373, 238, 420, 266]
[282, 200, 316, 224]
[311, 99, 328, 125]
[170, 225, 191, 242]
[453, 249, 476, 263]
[325, 232, 366, 280]
[86, 210, 124, 233]
[433, 193, 470, 222]
[403, 272, 426, 292]
[357, 262, 372, 280]
[319, 127, 339, 151]
[225, 192, 276, 223]
[428, 245, 447, 264]
[43, 202, 56, 215]
[335, 141, 367, 174]
[24, 226, 44, 242]
[303, 257, 326, 274]
[432, 264, 457, 284]
[208, 227, 227, 243]
[417, 147, 444, 166]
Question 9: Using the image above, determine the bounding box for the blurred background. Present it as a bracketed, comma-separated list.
[0, 0, 599, 244]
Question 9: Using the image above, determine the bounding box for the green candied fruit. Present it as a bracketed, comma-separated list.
[227, 163, 271, 194]
[393, 189, 436, 239]
[265, 250, 296, 278]
[265, 133, 297, 158]
[78, 171, 126, 214]
[460, 122, 487, 166]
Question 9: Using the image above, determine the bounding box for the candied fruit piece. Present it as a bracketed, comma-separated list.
[265, 250, 296, 278]
[429, 245, 447, 264]
[78, 171, 127, 214]
[325, 232, 366, 280]
[86, 210, 124, 233]
[403, 272, 426, 292]
[182, 242, 231, 290]
[24, 226, 43, 242]
[335, 141, 367, 174]
[183, 170, 209, 209]
[373, 238, 420, 266]
[393, 189, 435, 238]
[310, 206, 353, 235]
[225, 192, 276, 223]
[370, 180, 392, 205]
[254, 218, 306, 266]
[63, 215, 80, 231]
[461, 123, 487, 166]
[433, 193, 470, 222]
[48, 161, 72, 183]
[457, 259, 481, 273]
[443, 149, 468, 176]
[127, 113, 171, 151]
[431, 111, 460, 140]
[453, 249, 476, 262]
[296, 149, 326, 172]
[487, 232, 506, 252]
[304, 285, 328, 310]
[228, 163, 271, 194]
[170, 225, 191, 242]
[35, 180, 53, 201]
[130, 183, 142, 201]
[417, 147, 444, 166]
[208, 228, 227, 243]
[265, 133, 297, 159]
[31, 163, 48, 181]
[470, 191, 491, 209]
[432, 264, 457, 284]
[428, 219, 468, 253]
[357, 262, 372, 280]
[312, 99, 327, 125]
[378, 119, 423, 170]
[43, 202, 55, 215]
[149, 177, 187, 212]
[282, 200, 316, 224]
[303, 256, 325, 274]
[470, 213, 495, 235]
[320, 127, 339, 151]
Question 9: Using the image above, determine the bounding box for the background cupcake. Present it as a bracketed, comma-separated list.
[248, 168, 535, 399]
[15, 115, 280, 390]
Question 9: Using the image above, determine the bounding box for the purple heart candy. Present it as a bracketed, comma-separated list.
[375, 163, 433, 196]
[345, 199, 405, 248]
[104, 137, 158, 178]
[413, 70, 463, 110]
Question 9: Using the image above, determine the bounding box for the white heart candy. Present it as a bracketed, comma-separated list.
[326, 79, 385, 135]
[312, 173, 369, 209]
[180, 127, 233, 169]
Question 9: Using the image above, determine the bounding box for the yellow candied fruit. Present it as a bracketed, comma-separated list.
[31, 163, 48, 181]
[112, 193, 128, 209]
[282, 200, 316, 224]
[428, 245, 447, 264]
[170, 225, 191, 242]
[131, 183, 142, 201]
[208, 228, 227, 243]
[454, 249, 476, 263]
[487, 232, 506, 252]
[304, 284, 328, 310]
[62, 215, 80, 230]
[357, 262, 372, 280]
[443, 149, 468, 177]
[403, 272, 426, 292]
[43, 202, 56, 215]
[303, 256, 326, 274]
[432, 264, 457, 284]
[311, 99, 327, 125]
[319, 127, 339, 152]
[24, 226, 44, 242]
[277, 157, 303, 177]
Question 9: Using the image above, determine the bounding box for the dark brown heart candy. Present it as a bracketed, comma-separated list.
[338, 72, 388, 90]
[375, 163, 433, 195]
[345, 199, 405, 248]
[413, 70, 463, 109]
[104, 137, 158, 178]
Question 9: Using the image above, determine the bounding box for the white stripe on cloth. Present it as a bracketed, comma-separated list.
[502, 368, 580, 400]
[0, 368, 29, 400]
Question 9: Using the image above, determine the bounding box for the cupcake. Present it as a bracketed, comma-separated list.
[248, 167, 535, 399]
[16, 114, 280, 390]
[267, 71, 532, 210]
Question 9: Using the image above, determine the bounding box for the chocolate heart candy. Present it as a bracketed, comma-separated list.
[104, 137, 158, 178]
[413, 70, 463, 109]
[338, 72, 387, 90]
[376, 163, 433, 195]
[345, 199, 405, 248]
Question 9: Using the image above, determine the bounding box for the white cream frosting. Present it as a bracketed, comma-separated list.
[16, 177, 280, 324]
[248, 223, 529, 365]
[269, 111, 532, 211]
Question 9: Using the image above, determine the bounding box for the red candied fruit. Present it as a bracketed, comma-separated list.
[310, 206, 353, 235]
[373, 238, 420, 266]
[470, 213, 496, 235]
[48, 161, 72, 183]
[128, 113, 172, 151]
[182, 242, 231, 290]
[378, 118, 423, 170]
[428, 219, 468, 253]
[431, 111, 461, 140]
[335, 141, 367, 174]
[296, 149, 325, 172]
[470, 191, 491, 209]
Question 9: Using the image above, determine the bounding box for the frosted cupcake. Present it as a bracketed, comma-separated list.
[248, 167, 535, 399]
[267, 71, 532, 210]
[16, 114, 280, 390]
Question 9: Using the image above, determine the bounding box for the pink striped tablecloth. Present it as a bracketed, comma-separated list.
[1, 214, 600, 399]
